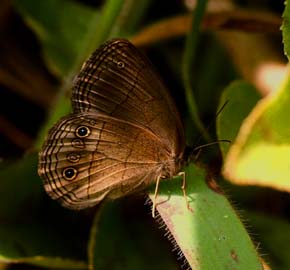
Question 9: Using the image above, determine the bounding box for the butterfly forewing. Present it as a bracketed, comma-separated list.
[72, 39, 185, 155]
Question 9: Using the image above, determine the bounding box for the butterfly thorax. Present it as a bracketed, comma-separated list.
[160, 152, 184, 180]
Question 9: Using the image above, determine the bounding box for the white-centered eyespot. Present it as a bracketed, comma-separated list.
[62, 167, 77, 181]
[76, 126, 90, 138]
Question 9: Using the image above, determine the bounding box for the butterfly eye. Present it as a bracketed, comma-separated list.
[63, 167, 77, 181]
[76, 126, 90, 138]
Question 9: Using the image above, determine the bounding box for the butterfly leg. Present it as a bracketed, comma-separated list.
[178, 171, 193, 213]
[152, 175, 161, 218]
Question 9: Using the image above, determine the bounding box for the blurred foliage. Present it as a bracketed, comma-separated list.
[0, 0, 290, 269]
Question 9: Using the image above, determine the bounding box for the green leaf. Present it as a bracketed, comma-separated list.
[0, 223, 87, 269]
[0, 154, 43, 221]
[282, 0, 290, 60]
[148, 164, 262, 270]
[0, 154, 89, 268]
[88, 202, 179, 270]
[217, 80, 261, 158]
[14, 0, 100, 78]
[224, 69, 290, 191]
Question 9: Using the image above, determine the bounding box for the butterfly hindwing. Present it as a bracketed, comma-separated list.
[38, 113, 169, 209]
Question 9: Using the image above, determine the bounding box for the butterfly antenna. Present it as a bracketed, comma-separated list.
[184, 139, 231, 163]
[192, 140, 231, 152]
[187, 100, 230, 161]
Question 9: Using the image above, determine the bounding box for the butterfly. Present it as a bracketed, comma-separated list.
[38, 39, 187, 212]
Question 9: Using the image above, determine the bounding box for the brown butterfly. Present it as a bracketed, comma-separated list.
[38, 39, 187, 211]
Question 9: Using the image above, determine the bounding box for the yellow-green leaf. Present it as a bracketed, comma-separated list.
[224, 68, 290, 192]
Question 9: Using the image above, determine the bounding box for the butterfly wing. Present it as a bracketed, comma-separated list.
[72, 39, 185, 156]
[38, 113, 169, 209]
